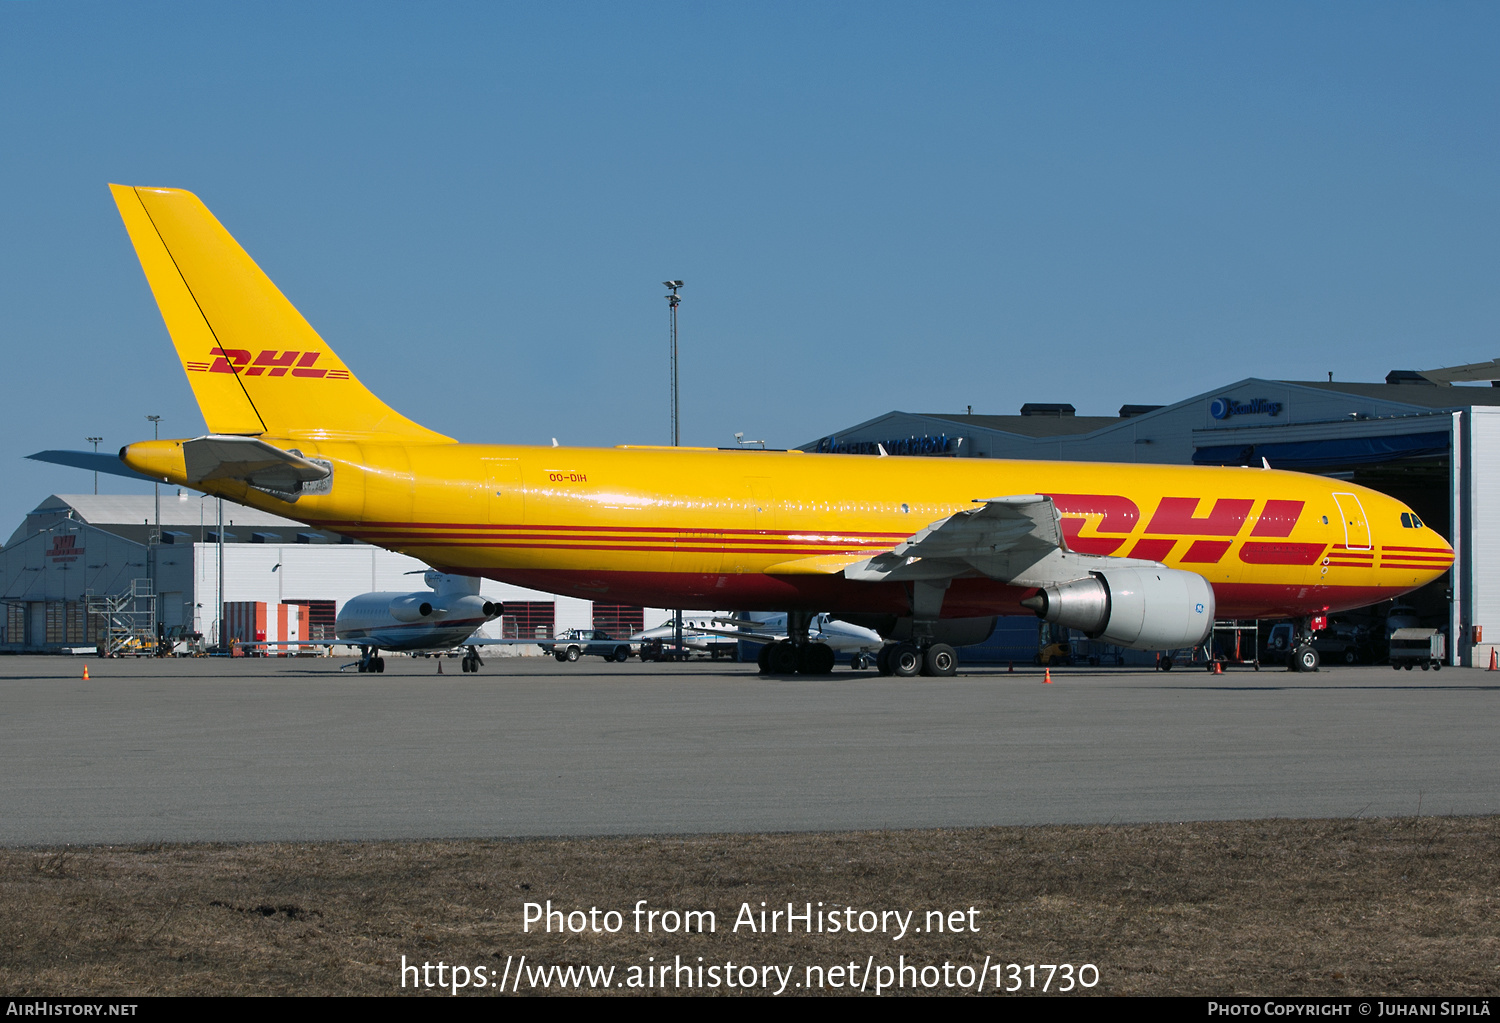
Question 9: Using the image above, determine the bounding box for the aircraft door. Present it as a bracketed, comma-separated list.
[732, 476, 776, 576]
[744, 477, 774, 530]
[484, 458, 524, 525]
[1331, 493, 1371, 550]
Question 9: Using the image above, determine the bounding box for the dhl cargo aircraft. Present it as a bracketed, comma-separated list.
[102, 185, 1454, 676]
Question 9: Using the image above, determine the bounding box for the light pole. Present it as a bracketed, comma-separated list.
[663, 281, 683, 447]
[145, 415, 162, 656]
[86, 437, 102, 494]
[662, 280, 684, 658]
[145, 416, 161, 547]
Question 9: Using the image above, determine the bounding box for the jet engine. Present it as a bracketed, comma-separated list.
[389, 594, 500, 623]
[1021, 567, 1214, 651]
[389, 595, 441, 623]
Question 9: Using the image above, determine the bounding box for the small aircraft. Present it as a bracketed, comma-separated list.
[333, 569, 519, 673]
[703, 612, 887, 671]
[631, 616, 742, 661]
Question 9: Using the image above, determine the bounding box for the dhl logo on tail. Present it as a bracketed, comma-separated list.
[184, 348, 352, 379]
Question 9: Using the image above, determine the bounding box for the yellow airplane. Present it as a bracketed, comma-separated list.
[107, 185, 1453, 677]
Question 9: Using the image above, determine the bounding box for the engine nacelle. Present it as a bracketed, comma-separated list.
[1024, 567, 1214, 651]
[389, 596, 439, 623]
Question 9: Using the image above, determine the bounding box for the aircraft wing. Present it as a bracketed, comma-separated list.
[464, 637, 546, 646]
[685, 623, 783, 645]
[843, 494, 1161, 589]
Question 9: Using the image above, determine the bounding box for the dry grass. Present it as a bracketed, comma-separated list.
[3, 816, 1497, 996]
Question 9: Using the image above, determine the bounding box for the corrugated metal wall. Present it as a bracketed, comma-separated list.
[1466, 409, 1500, 665]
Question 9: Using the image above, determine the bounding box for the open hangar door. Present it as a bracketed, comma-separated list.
[1194, 422, 1457, 660]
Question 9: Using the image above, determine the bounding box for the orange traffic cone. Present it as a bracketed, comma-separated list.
[82, 665, 90, 680]
[1213, 660, 1223, 675]
[1044, 666, 1052, 684]
[1488, 648, 1497, 672]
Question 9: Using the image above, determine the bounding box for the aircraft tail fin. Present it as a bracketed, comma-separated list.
[109, 184, 452, 444]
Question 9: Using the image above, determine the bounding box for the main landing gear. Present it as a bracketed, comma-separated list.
[757, 641, 836, 674]
[874, 641, 958, 678]
[356, 649, 386, 673]
[460, 646, 483, 673]
[756, 611, 838, 675]
[874, 580, 960, 678]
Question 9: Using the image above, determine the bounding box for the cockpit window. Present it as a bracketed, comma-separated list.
[1413, 515, 1423, 529]
[1401, 512, 1412, 528]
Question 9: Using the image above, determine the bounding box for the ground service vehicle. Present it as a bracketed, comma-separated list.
[542, 629, 632, 663]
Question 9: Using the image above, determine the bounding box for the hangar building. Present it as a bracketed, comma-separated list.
[805, 367, 1500, 666]
[0, 493, 664, 654]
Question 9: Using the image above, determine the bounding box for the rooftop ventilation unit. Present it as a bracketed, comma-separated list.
[1019, 403, 1076, 417]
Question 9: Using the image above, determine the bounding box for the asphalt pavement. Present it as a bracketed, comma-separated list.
[1, 654, 1495, 845]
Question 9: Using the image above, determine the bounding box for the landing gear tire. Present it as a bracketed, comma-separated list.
[1159, 657, 1173, 672]
[922, 643, 958, 677]
[797, 644, 835, 675]
[373, 657, 385, 673]
[757, 644, 773, 674]
[876, 646, 893, 676]
[890, 643, 922, 678]
[1294, 645, 1320, 672]
[770, 642, 799, 674]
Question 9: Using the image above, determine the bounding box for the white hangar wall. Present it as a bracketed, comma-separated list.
[160, 543, 652, 640]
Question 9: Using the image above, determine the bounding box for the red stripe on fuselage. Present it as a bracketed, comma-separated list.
[468, 568, 1416, 622]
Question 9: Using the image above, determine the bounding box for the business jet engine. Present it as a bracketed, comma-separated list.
[1021, 567, 1214, 651]
[388, 594, 500, 623]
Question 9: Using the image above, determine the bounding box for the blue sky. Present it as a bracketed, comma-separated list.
[2, 2, 1497, 530]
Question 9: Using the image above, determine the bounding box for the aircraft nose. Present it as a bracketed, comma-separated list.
[1385, 499, 1454, 577]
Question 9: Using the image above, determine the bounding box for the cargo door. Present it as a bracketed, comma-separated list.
[1331, 493, 1371, 551]
[484, 457, 524, 526]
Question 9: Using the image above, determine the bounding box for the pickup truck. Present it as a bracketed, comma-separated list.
[541, 629, 633, 663]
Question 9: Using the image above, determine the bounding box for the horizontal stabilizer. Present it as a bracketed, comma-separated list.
[27, 449, 161, 483]
[182, 435, 331, 496]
